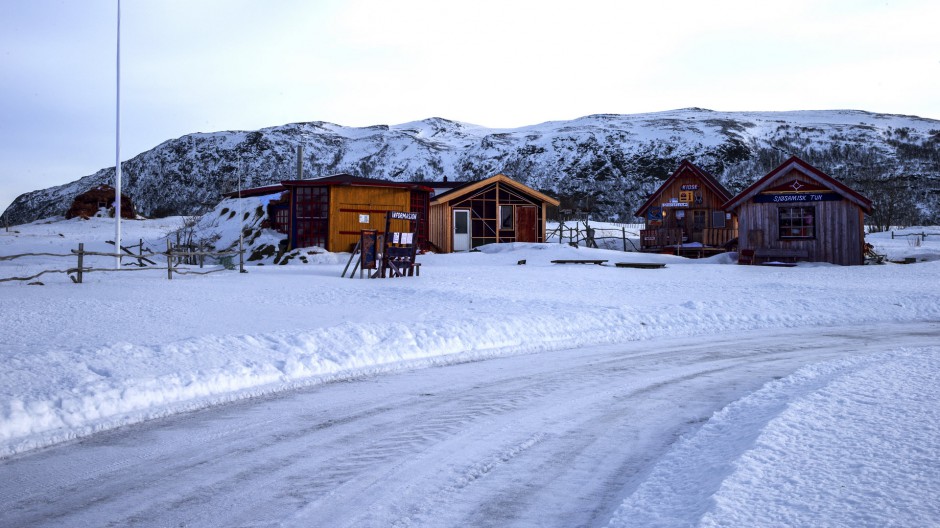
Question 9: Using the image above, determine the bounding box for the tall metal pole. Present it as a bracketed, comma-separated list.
[238, 163, 246, 273]
[114, 0, 123, 267]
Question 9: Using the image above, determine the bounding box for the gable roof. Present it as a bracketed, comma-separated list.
[430, 174, 560, 206]
[280, 173, 433, 192]
[722, 156, 873, 214]
[634, 160, 733, 217]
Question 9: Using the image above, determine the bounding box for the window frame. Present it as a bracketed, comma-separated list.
[778, 206, 816, 240]
[499, 205, 514, 230]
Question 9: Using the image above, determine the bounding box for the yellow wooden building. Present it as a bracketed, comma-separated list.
[281, 174, 432, 252]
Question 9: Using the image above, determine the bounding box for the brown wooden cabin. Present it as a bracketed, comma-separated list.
[723, 156, 873, 266]
[280, 174, 433, 253]
[634, 160, 737, 255]
[66, 185, 136, 220]
[428, 174, 560, 252]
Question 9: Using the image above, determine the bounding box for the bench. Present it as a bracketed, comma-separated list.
[753, 248, 808, 264]
[551, 259, 608, 265]
[614, 262, 666, 269]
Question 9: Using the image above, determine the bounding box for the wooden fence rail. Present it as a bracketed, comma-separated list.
[891, 231, 939, 239]
[0, 242, 245, 284]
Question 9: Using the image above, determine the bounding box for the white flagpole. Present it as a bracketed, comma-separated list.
[114, 0, 123, 267]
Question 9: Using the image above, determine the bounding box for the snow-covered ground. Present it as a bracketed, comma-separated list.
[1, 216, 939, 526]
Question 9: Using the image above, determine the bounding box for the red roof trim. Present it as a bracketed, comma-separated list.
[722, 156, 873, 213]
[280, 173, 433, 193]
[222, 184, 286, 199]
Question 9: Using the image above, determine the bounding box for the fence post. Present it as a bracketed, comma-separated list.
[138, 238, 144, 267]
[622, 226, 627, 252]
[77, 243, 84, 284]
[167, 240, 173, 280]
[198, 242, 204, 268]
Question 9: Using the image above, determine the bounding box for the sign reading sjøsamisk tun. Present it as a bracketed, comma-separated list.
[753, 192, 842, 204]
[754, 178, 844, 204]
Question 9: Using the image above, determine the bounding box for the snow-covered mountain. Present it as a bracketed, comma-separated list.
[3, 108, 939, 226]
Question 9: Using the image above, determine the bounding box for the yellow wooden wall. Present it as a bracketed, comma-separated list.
[329, 187, 413, 252]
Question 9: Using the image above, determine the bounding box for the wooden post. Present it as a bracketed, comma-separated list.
[77, 243, 84, 284]
[167, 240, 173, 280]
[138, 238, 144, 267]
[198, 242, 204, 268]
[622, 226, 627, 252]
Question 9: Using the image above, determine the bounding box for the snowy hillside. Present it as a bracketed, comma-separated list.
[3, 108, 939, 226]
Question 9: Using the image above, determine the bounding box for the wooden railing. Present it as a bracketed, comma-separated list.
[639, 228, 683, 249]
[639, 228, 736, 250]
[703, 228, 737, 248]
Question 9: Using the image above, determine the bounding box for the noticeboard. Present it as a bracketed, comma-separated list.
[360, 230, 378, 269]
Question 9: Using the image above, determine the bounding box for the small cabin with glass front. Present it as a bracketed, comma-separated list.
[723, 156, 873, 266]
[635, 160, 737, 254]
[427, 174, 560, 252]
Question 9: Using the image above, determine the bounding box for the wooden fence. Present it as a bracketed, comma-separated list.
[890, 231, 939, 240]
[546, 221, 642, 252]
[0, 241, 245, 284]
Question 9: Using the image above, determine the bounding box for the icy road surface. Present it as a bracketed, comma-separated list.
[1, 322, 936, 528]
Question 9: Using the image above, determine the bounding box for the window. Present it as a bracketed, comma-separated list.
[294, 186, 329, 248]
[499, 205, 514, 230]
[692, 210, 706, 231]
[711, 210, 726, 228]
[778, 206, 815, 239]
[274, 205, 289, 234]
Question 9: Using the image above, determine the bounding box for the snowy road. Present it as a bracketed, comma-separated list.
[2, 322, 937, 528]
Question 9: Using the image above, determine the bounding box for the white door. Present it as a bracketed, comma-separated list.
[453, 210, 471, 252]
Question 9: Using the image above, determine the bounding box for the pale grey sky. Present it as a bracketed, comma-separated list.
[2, 0, 938, 214]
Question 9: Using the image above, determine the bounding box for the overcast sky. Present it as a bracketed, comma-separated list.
[2, 0, 938, 214]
